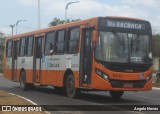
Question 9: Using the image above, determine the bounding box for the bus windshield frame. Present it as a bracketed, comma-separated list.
[95, 18, 152, 72]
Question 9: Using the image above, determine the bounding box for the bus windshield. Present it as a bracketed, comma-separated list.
[95, 31, 152, 64]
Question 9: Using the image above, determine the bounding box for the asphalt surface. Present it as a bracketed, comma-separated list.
[0, 74, 160, 114]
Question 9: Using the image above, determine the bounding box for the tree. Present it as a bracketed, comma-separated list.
[48, 18, 81, 27]
[0, 32, 6, 73]
[0, 32, 5, 56]
[152, 34, 160, 57]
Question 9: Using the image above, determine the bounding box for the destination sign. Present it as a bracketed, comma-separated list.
[107, 21, 142, 30]
[99, 18, 149, 30]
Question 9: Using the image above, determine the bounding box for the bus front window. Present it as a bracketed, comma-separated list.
[95, 31, 151, 64]
[129, 34, 151, 63]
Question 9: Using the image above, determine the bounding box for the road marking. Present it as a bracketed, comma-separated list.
[0, 90, 50, 114]
[7, 92, 38, 105]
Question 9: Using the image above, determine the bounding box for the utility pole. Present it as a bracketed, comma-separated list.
[65, 1, 79, 23]
[38, 0, 41, 29]
[9, 25, 15, 36]
[16, 20, 27, 35]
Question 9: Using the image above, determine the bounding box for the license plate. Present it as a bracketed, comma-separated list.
[123, 83, 133, 88]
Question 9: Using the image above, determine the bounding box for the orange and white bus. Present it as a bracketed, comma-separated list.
[3, 16, 153, 98]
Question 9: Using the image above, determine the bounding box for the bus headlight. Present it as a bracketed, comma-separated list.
[95, 69, 110, 81]
[146, 73, 152, 82]
[96, 69, 103, 77]
[103, 74, 109, 81]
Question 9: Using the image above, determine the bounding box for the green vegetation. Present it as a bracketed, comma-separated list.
[152, 34, 160, 88]
[153, 78, 160, 88]
[154, 83, 160, 88]
[48, 17, 80, 27]
[152, 34, 160, 57]
[0, 32, 6, 73]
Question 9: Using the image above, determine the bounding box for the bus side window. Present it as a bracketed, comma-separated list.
[19, 37, 26, 57]
[6, 40, 13, 58]
[67, 28, 80, 54]
[45, 32, 55, 55]
[55, 30, 65, 54]
[26, 36, 34, 56]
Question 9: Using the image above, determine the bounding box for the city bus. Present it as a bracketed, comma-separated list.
[3, 16, 153, 98]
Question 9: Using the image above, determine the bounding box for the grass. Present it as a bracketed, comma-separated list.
[153, 78, 160, 88]
[0, 65, 3, 73]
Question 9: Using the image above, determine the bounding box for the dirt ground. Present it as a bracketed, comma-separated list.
[0, 91, 47, 114]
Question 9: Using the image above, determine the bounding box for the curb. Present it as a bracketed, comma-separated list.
[0, 90, 50, 114]
[152, 87, 160, 90]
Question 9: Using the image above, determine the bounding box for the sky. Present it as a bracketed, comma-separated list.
[0, 0, 160, 35]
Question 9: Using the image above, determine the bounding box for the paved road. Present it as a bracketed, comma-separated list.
[0, 74, 160, 114]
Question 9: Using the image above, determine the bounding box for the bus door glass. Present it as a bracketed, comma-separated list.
[80, 28, 93, 86]
[12, 40, 19, 81]
[34, 36, 44, 83]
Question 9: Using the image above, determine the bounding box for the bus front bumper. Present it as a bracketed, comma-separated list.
[92, 75, 152, 91]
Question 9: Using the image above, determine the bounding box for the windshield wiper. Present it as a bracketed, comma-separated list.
[130, 35, 140, 53]
[112, 31, 126, 56]
[112, 31, 125, 45]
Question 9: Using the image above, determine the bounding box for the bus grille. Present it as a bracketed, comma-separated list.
[96, 60, 152, 73]
[106, 64, 150, 73]
[110, 80, 146, 88]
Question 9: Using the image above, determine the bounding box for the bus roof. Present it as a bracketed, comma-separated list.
[106, 16, 145, 21]
[6, 16, 146, 40]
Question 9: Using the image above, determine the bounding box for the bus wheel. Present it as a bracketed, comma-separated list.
[20, 72, 28, 91]
[66, 74, 79, 98]
[109, 91, 124, 99]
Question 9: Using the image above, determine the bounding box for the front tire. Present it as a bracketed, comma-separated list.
[66, 74, 79, 98]
[109, 91, 124, 99]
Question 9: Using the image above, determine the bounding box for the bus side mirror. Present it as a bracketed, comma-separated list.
[92, 31, 98, 49]
[92, 31, 98, 43]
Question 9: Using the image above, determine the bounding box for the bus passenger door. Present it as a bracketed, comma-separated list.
[80, 28, 93, 86]
[12, 40, 19, 81]
[33, 36, 44, 83]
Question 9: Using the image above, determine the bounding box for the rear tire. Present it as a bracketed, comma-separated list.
[109, 91, 124, 99]
[20, 72, 32, 90]
[66, 74, 79, 98]
[28, 83, 35, 90]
